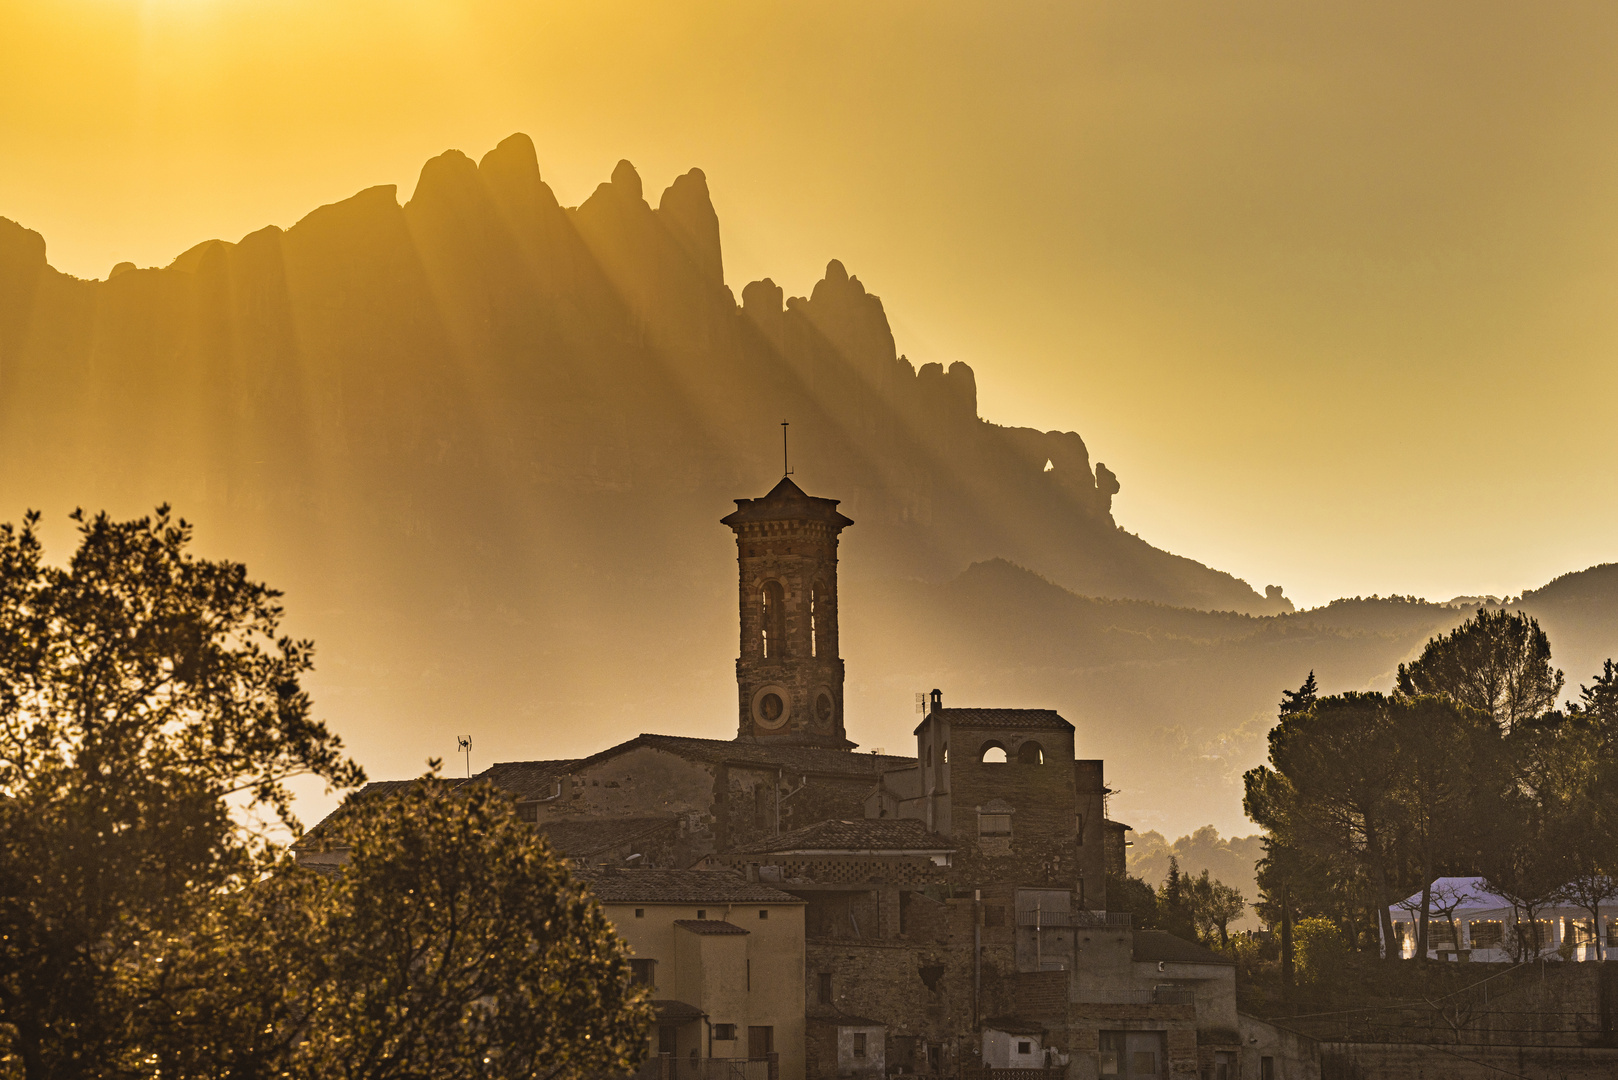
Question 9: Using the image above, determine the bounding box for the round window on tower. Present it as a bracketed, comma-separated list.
[751, 684, 792, 731]
[815, 692, 834, 723]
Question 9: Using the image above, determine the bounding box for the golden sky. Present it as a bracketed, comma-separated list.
[3, 0, 1616, 609]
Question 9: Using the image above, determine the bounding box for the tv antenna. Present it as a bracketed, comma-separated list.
[781, 420, 794, 478]
[456, 735, 472, 778]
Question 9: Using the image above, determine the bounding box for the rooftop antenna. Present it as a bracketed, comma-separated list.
[781, 420, 793, 478]
[456, 735, 472, 778]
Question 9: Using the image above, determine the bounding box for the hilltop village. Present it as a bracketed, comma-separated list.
[298, 478, 1313, 1080]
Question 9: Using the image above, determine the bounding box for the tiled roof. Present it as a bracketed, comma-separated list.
[735, 818, 953, 855]
[293, 778, 450, 849]
[674, 919, 750, 935]
[720, 477, 854, 529]
[981, 1016, 1045, 1035]
[540, 816, 678, 858]
[1131, 930, 1233, 966]
[914, 708, 1073, 735]
[575, 734, 914, 777]
[652, 1000, 705, 1022]
[474, 759, 576, 802]
[574, 867, 804, 905]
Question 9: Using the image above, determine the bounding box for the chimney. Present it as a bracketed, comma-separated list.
[930, 689, 943, 716]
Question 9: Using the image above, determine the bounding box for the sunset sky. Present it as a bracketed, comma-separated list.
[3, 0, 1616, 609]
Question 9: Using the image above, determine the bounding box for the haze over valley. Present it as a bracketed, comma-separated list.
[3, 138, 1614, 840]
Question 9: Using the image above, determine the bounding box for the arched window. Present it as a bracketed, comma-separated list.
[980, 744, 1007, 764]
[1017, 741, 1045, 765]
[942, 744, 949, 764]
[926, 744, 933, 768]
[761, 580, 786, 658]
[811, 580, 830, 658]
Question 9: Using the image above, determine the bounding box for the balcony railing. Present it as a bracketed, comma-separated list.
[1015, 910, 1131, 929]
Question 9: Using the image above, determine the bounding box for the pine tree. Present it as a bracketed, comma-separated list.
[1280, 671, 1319, 716]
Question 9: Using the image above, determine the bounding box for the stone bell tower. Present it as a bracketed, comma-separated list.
[721, 478, 854, 746]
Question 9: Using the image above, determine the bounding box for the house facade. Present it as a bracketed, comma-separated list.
[576, 868, 808, 1079]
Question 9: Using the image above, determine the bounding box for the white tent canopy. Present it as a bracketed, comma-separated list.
[1382, 876, 1613, 962]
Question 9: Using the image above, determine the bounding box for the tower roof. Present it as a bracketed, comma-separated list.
[721, 477, 854, 529]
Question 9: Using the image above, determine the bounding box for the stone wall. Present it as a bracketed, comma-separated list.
[1320, 1042, 1618, 1080]
[946, 721, 1088, 892]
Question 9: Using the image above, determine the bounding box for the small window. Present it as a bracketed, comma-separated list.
[818, 972, 832, 1004]
[630, 959, 657, 988]
[1261, 1057, 1275, 1080]
[853, 1032, 867, 1058]
[979, 813, 1012, 837]
[697, 909, 707, 920]
[635, 908, 645, 918]
[714, 1024, 736, 1041]
[1017, 1040, 1032, 1054]
[759, 909, 769, 920]
[942, 743, 949, 764]
[659, 1026, 678, 1055]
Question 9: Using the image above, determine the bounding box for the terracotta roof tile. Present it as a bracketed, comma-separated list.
[540, 816, 678, 859]
[674, 919, 750, 935]
[576, 734, 913, 777]
[473, 759, 576, 802]
[915, 708, 1073, 735]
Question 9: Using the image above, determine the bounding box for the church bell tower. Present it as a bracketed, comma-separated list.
[721, 478, 854, 747]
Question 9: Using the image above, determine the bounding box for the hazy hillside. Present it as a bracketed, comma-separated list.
[846, 560, 1618, 834]
[0, 134, 1613, 837]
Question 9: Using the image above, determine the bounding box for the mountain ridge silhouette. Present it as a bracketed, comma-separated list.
[4, 134, 1612, 834]
[0, 134, 1282, 614]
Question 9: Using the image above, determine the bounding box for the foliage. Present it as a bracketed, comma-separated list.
[1125, 825, 1263, 926]
[1131, 858, 1245, 948]
[1279, 670, 1318, 716]
[155, 773, 653, 1080]
[0, 508, 363, 1079]
[1154, 857, 1198, 941]
[1105, 872, 1160, 931]
[1293, 916, 1349, 984]
[0, 509, 648, 1080]
[1186, 869, 1246, 947]
[1247, 604, 1618, 981]
[1245, 692, 1408, 957]
[1396, 609, 1563, 731]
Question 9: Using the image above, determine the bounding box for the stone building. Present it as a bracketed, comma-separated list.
[299, 476, 1317, 1079]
